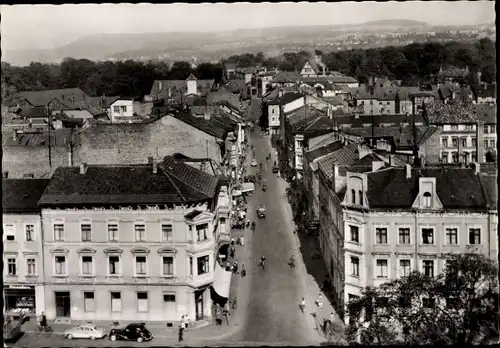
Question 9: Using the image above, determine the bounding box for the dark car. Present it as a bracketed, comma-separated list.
[109, 323, 153, 343]
[272, 165, 279, 173]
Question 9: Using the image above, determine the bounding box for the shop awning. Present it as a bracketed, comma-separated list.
[241, 182, 255, 193]
[212, 261, 232, 299]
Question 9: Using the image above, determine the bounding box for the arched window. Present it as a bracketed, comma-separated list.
[423, 192, 432, 208]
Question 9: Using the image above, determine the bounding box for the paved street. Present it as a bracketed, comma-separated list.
[218, 129, 325, 345]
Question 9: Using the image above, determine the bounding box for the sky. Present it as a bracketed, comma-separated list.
[1, 2, 495, 51]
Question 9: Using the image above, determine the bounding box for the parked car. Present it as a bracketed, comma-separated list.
[109, 323, 153, 343]
[251, 159, 258, 167]
[64, 324, 107, 340]
[257, 205, 266, 218]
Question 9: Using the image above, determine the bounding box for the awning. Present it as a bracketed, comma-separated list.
[212, 261, 232, 299]
[241, 182, 255, 193]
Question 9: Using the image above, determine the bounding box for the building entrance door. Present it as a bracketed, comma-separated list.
[54, 292, 71, 317]
[195, 291, 204, 321]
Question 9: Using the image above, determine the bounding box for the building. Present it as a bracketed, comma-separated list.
[149, 75, 215, 101]
[37, 157, 230, 323]
[476, 84, 496, 105]
[3, 177, 50, 317]
[267, 92, 305, 135]
[109, 99, 134, 122]
[224, 63, 238, 80]
[299, 57, 326, 78]
[342, 164, 497, 324]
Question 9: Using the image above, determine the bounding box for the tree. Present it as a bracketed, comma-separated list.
[346, 253, 499, 345]
[168, 61, 193, 80]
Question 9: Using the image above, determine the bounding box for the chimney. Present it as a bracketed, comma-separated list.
[357, 143, 371, 160]
[80, 163, 87, 175]
[472, 162, 480, 174]
[204, 108, 210, 120]
[372, 161, 385, 172]
[68, 145, 73, 166]
[168, 87, 172, 98]
[278, 88, 284, 98]
[152, 160, 158, 174]
[389, 154, 395, 166]
[405, 163, 411, 179]
[327, 107, 332, 119]
[3, 171, 8, 178]
[331, 163, 339, 193]
[159, 81, 163, 91]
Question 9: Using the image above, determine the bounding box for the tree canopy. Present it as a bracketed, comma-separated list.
[343, 253, 499, 345]
[1, 38, 495, 103]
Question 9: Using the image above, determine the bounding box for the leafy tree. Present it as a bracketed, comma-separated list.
[346, 253, 499, 345]
[168, 61, 193, 80]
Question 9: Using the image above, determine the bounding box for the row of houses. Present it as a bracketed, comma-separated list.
[3, 155, 234, 324]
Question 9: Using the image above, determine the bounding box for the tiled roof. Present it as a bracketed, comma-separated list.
[2, 178, 50, 213]
[303, 116, 336, 132]
[304, 141, 343, 164]
[39, 156, 220, 206]
[341, 126, 438, 149]
[320, 96, 344, 106]
[286, 105, 325, 126]
[271, 92, 303, 106]
[316, 143, 360, 178]
[271, 72, 301, 84]
[308, 131, 340, 151]
[247, 98, 262, 121]
[303, 60, 321, 75]
[366, 167, 489, 210]
[263, 88, 280, 101]
[18, 88, 99, 115]
[171, 110, 227, 140]
[224, 80, 247, 94]
[2, 128, 79, 147]
[478, 174, 497, 210]
[333, 113, 425, 127]
[425, 101, 497, 124]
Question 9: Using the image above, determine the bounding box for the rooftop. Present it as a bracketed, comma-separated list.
[365, 167, 491, 210]
[170, 110, 228, 140]
[270, 92, 303, 106]
[2, 178, 50, 213]
[304, 141, 344, 164]
[38, 156, 221, 207]
[424, 101, 496, 124]
[316, 143, 362, 178]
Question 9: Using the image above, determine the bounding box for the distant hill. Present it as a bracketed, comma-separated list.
[0, 19, 458, 66]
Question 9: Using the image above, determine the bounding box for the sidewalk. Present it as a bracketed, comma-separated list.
[269, 135, 346, 345]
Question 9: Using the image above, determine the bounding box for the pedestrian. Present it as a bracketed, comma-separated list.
[241, 264, 246, 278]
[233, 261, 239, 274]
[222, 308, 230, 325]
[230, 246, 235, 258]
[178, 325, 184, 342]
[299, 297, 306, 313]
[184, 314, 190, 331]
[329, 313, 335, 324]
[317, 294, 324, 309]
[322, 318, 328, 333]
[232, 297, 237, 310]
[180, 315, 186, 329]
[231, 238, 235, 246]
[239, 236, 245, 246]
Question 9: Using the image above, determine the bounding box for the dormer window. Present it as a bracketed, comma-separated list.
[351, 189, 356, 204]
[423, 192, 432, 208]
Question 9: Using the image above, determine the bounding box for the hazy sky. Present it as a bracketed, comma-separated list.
[1, 2, 495, 51]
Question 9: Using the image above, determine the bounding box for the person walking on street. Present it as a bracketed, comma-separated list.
[233, 261, 239, 274]
[241, 264, 246, 278]
[184, 314, 190, 331]
[317, 293, 324, 309]
[230, 246, 235, 258]
[239, 236, 245, 246]
[299, 297, 306, 313]
[232, 297, 237, 310]
[231, 238, 235, 246]
[178, 324, 184, 342]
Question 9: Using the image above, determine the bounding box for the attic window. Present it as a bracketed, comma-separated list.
[423, 192, 431, 208]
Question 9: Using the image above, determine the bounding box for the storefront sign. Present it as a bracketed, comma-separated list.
[8, 285, 34, 290]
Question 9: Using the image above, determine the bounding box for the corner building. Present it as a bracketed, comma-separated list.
[38, 156, 229, 324]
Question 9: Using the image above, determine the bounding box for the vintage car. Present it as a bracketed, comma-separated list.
[257, 205, 266, 218]
[64, 323, 107, 340]
[250, 159, 258, 167]
[109, 323, 153, 343]
[272, 165, 279, 173]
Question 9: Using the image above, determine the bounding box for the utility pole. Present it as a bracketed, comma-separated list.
[370, 81, 375, 145]
[411, 95, 418, 166]
[47, 105, 52, 169]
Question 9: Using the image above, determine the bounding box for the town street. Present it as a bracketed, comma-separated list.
[220, 129, 323, 345]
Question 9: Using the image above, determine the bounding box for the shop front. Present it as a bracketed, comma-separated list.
[3, 285, 36, 316]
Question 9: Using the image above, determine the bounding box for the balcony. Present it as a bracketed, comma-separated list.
[48, 275, 184, 285]
[187, 272, 214, 288]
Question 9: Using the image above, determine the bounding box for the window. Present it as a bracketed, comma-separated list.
[461, 138, 467, 148]
[162, 224, 173, 242]
[422, 228, 434, 244]
[442, 138, 448, 148]
[451, 137, 458, 148]
[27, 259, 36, 275]
[468, 228, 481, 245]
[111, 292, 122, 312]
[54, 224, 64, 241]
[472, 137, 477, 147]
[196, 224, 209, 242]
[398, 228, 410, 244]
[163, 294, 176, 302]
[451, 125, 458, 131]
[7, 257, 17, 275]
[465, 124, 474, 131]
[108, 224, 118, 241]
[400, 259, 411, 277]
[113, 106, 120, 113]
[84, 292, 95, 312]
[351, 257, 359, 277]
[137, 292, 148, 312]
[55, 256, 66, 275]
[25, 225, 34, 241]
[375, 228, 388, 244]
[120, 105, 127, 112]
[162, 256, 174, 276]
[471, 151, 477, 162]
[189, 256, 193, 276]
[81, 256, 93, 275]
[135, 256, 147, 276]
[452, 152, 458, 163]
[197, 255, 210, 275]
[81, 224, 92, 242]
[109, 256, 120, 275]
[441, 152, 448, 163]
[490, 140, 496, 149]
[484, 140, 489, 149]
[349, 225, 359, 243]
[423, 260, 434, 277]
[271, 108, 275, 114]
[135, 224, 146, 242]
[358, 190, 363, 205]
[5, 225, 15, 241]
[484, 125, 489, 134]
[376, 259, 388, 278]
[445, 228, 458, 245]
[422, 192, 432, 208]
[351, 189, 356, 204]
